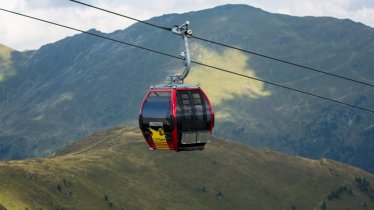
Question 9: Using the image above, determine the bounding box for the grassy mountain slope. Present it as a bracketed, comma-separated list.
[0, 44, 14, 82]
[0, 4, 373, 173]
[1, 126, 374, 210]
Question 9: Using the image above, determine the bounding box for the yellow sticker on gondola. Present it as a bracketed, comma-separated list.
[150, 128, 168, 149]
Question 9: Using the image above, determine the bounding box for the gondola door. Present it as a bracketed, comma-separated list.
[177, 89, 212, 148]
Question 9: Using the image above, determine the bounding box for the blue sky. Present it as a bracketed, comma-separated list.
[1, 0, 374, 51]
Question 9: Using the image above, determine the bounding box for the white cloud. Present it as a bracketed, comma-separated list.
[349, 6, 374, 26]
[0, 0, 373, 51]
[0, 0, 152, 51]
[272, 0, 374, 26]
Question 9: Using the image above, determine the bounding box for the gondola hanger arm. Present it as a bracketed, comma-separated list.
[167, 21, 192, 83]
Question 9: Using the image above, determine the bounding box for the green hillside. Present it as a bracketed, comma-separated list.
[0, 44, 14, 82]
[1, 126, 374, 210]
[0, 4, 373, 173]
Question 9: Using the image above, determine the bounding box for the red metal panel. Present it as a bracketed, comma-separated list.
[171, 89, 179, 151]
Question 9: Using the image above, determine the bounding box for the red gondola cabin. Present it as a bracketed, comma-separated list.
[139, 86, 214, 151]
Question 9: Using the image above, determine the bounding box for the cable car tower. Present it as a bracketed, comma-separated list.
[139, 21, 215, 151]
